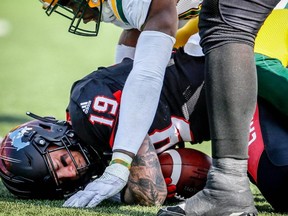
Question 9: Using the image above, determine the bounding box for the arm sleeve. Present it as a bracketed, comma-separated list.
[112, 30, 175, 154]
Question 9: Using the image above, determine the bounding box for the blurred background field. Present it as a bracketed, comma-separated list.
[0, 0, 121, 137]
[0, 1, 286, 215]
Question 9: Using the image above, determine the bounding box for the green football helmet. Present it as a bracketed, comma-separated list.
[39, 0, 103, 36]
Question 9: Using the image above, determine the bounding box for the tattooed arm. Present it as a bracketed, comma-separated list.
[123, 135, 167, 206]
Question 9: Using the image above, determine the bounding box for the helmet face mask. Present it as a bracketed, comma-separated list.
[43, 134, 89, 187]
[44, 134, 96, 187]
[41, 0, 102, 37]
[0, 113, 106, 199]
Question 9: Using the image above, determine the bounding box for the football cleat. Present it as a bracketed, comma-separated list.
[157, 158, 258, 216]
[157, 204, 186, 216]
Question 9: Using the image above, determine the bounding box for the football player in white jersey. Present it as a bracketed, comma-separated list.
[38, 0, 203, 209]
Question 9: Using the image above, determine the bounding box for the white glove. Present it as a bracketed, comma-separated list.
[63, 162, 129, 208]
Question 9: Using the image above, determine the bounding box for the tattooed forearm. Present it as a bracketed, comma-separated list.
[124, 135, 167, 206]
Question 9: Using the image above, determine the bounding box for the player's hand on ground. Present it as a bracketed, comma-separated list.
[63, 163, 129, 208]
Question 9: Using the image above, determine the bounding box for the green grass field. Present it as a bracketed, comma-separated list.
[0, 1, 286, 215]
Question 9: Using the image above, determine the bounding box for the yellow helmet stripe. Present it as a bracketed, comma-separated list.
[88, 0, 102, 8]
[40, 0, 58, 9]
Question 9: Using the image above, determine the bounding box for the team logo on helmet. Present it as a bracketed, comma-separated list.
[9, 126, 32, 151]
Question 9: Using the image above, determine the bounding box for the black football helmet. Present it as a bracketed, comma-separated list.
[39, 0, 103, 36]
[0, 112, 107, 199]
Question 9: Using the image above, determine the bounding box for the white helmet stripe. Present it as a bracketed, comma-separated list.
[164, 149, 182, 185]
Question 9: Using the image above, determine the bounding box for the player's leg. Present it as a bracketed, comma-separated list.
[159, 44, 258, 216]
[157, 0, 280, 215]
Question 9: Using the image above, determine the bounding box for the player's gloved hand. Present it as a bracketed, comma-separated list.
[63, 152, 132, 208]
[165, 177, 177, 199]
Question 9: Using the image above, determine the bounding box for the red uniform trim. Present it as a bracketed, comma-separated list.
[248, 104, 264, 183]
[109, 90, 122, 148]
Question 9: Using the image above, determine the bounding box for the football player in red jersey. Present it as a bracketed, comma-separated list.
[0, 47, 208, 206]
[2, 46, 288, 211]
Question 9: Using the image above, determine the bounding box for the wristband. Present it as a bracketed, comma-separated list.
[110, 152, 133, 169]
[110, 159, 131, 169]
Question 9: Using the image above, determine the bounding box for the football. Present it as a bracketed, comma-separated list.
[158, 148, 212, 201]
